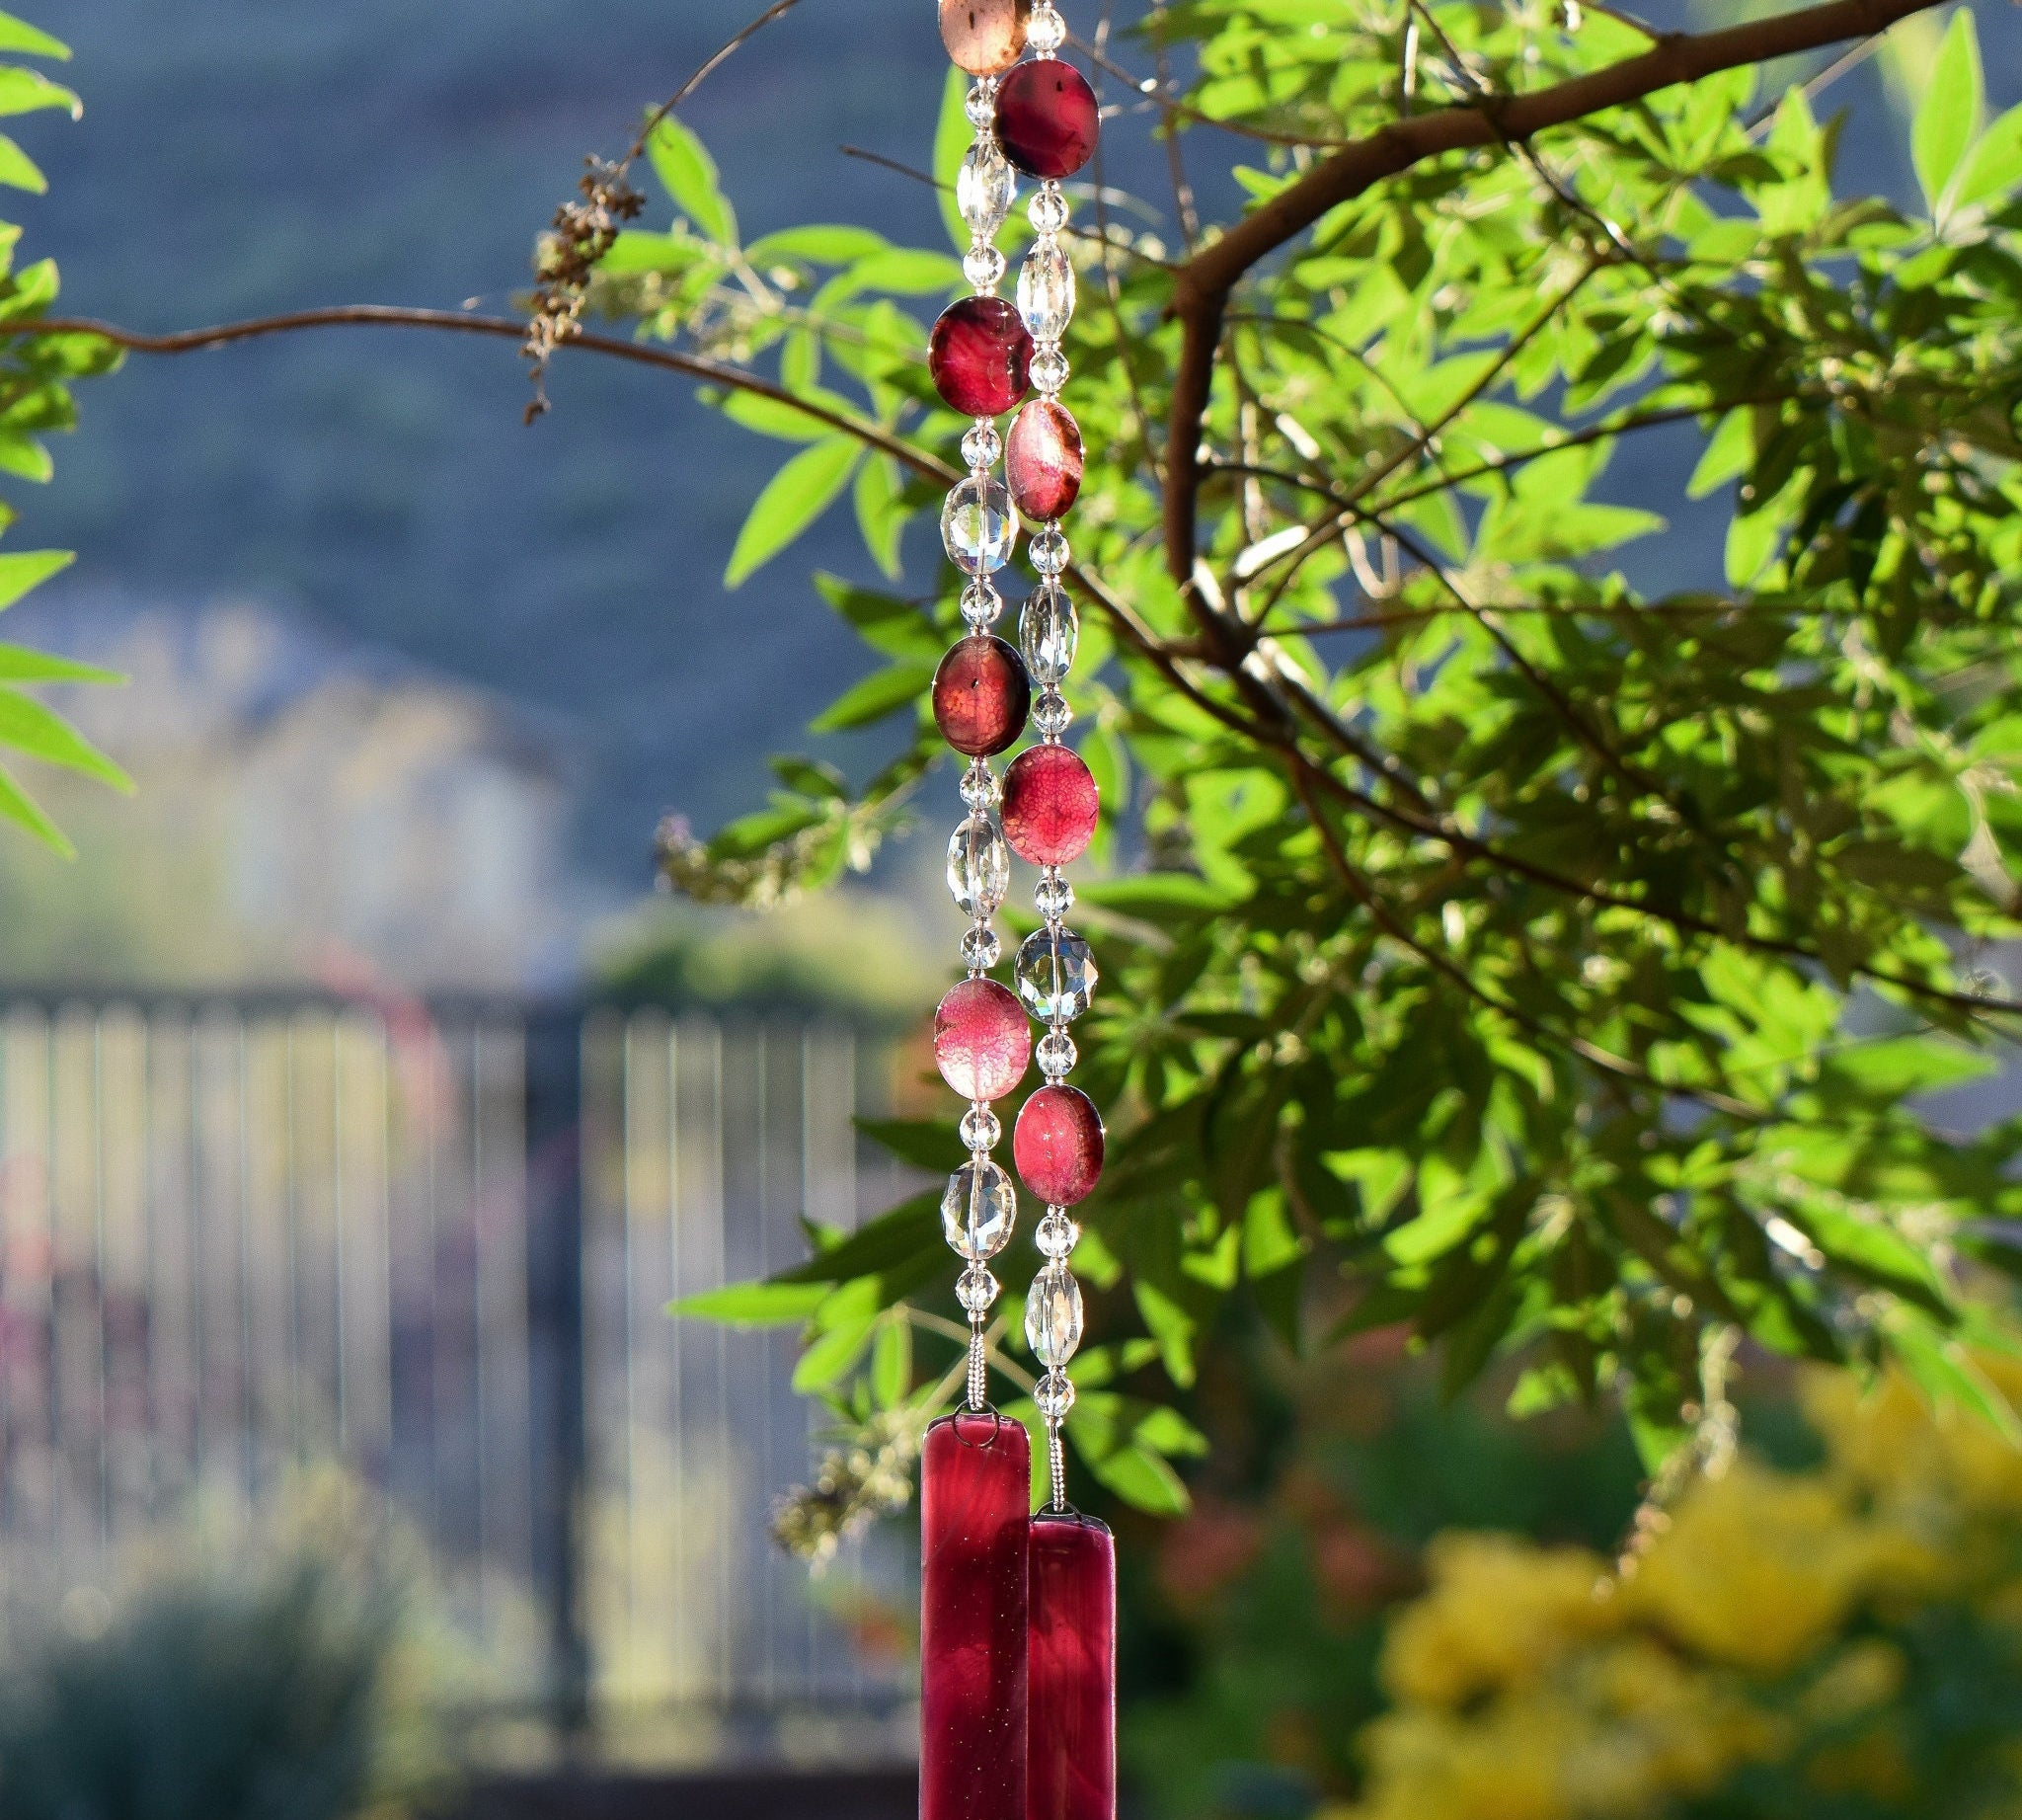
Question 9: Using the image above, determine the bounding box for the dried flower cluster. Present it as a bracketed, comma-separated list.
[769, 1408, 925, 1567]
[522, 156, 645, 424]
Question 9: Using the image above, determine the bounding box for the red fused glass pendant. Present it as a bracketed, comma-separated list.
[936, 634, 1033, 757]
[1015, 1085, 1105, 1208]
[937, 978, 1034, 1103]
[1029, 1510, 1117, 1820]
[931, 296, 1035, 419]
[1007, 401, 1085, 523]
[1002, 745, 1100, 868]
[995, 61, 1100, 181]
[923, 1411, 1032, 1820]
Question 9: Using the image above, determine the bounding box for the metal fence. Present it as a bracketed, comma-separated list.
[0, 993, 918, 1767]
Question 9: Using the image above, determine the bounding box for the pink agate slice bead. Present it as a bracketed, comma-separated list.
[935, 634, 1033, 758]
[1014, 1085, 1105, 1208]
[937, 978, 1034, 1103]
[922, 1411, 1032, 1820]
[995, 60, 1101, 181]
[931, 296, 1035, 419]
[1028, 1510, 1117, 1820]
[1007, 400, 1085, 523]
[1001, 745, 1100, 868]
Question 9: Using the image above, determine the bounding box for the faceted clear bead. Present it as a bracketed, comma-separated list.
[948, 814, 1011, 919]
[962, 420, 1002, 471]
[1029, 3, 1067, 53]
[957, 1265, 1001, 1314]
[959, 139, 1017, 242]
[962, 580, 1005, 629]
[1020, 584, 1079, 686]
[1034, 1370, 1077, 1422]
[1016, 927, 1097, 1023]
[1037, 1029, 1078, 1080]
[1030, 526, 1070, 576]
[942, 1158, 1018, 1260]
[964, 924, 1002, 973]
[961, 759, 1002, 812]
[1033, 691, 1073, 738]
[943, 476, 1019, 576]
[964, 243, 1008, 293]
[1035, 869, 1074, 921]
[961, 1103, 1003, 1152]
[1036, 1209, 1080, 1259]
[1030, 185, 1069, 236]
[966, 81, 999, 129]
[1031, 345, 1070, 394]
[1025, 1262, 1084, 1369]
[1018, 242, 1076, 341]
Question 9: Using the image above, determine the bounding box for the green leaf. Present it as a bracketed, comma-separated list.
[668, 1280, 829, 1327]
[0, 642, 117, 684]
[646, 115, 737, 244]
[933, 64, 972, 252]
[0, 131, 45, 194]
[0, 547, 70, 608]
[869, 1316, 912, 1409]
[0, 14, 69, 59]
[0, 66, 76, 119]
[1084, 1440, 1191, 1515]
[1957, 101, 2022, 209]
[0, 761, 64, 854]
[853, 452, 906, 582]
[724, 437, 860, 588]
[0, 688, 130, 791]
[810, 661, 935, 733]
[1912, 9, 1982, 212]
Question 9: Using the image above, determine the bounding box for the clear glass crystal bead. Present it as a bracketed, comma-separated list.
[964, 243, 1007, 293]
[1016, 927, 1097, 1023]
[961, 759, 1002, 812]
[942, 1157, 1017, 1260]
[1032, 691, 1073, 738]
[962, 584, 1004, 630]
[1029, 2, 1067, 53]
[1019, 584, 1078, 686]
[948, 814, 1010, 919]
[961, 1103, 1003, 1151]
[1030, 185, 1069, 236]
[957, 1264, 1000, 1313]
[1036, 1209, 1080, 1259]
[1037, 1029, 1078, 1079]
[1035, 870, 1074, 921]
[1018, 242, 1076, 342]
[943, 475, 1019, 576]
[1025, 1262, 1085, 1368]
[1030, 526, 1070, 576]
[966, 81, 998, 129]
[963, 924, 1002, 973]
[1031, 345, 1070, 394]
[1034, 1369, 1077, 1422]
[959, 139, 1016, 241]
[962, 420, 1002, 471]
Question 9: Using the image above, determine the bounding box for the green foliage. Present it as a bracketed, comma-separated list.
[617, 1, 2022, 1506]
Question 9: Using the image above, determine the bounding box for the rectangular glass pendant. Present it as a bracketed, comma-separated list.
[1028, 1508, 1116, 1820]
[921, 1409, 1032, 1820]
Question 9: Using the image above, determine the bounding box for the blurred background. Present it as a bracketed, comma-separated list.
[0, 3, 2016, 1818]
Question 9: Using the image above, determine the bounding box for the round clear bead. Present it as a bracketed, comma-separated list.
[1030, 526, 1070, 577]
[957, 1265, 1000, 1314]
[1018, 242, 1076, 342]
[960, 1103, 1003, 1152]
[962, 579, 1005, 629]
[948, 814, 1010, 919]
[962, 421, 1002, 471]
[943, 476, 1019, 576]
[1032, 691, 1073, 738]
[963, 924, 1003, 973]
[1036, 1209, 1080, 1259]
[1020, 584, 1079, 686]
[1030, 186, 1069, 236]
[961, 760, 1002, 812]
[942, 1157, 1017, 1260]
[1026, 1262, 1085, 1369]
[1016, 927, 1097, 1023]
[966, 81, 998, 129]
[1035, 1370, 1077, 1422]
[1029, 3, 1067, 53]
[1035, 870, 1074, 921]
[1036, 1029, 1078, 1079]
[958, 139, 1016, 242]
[1031, 345, 1070, 394]
[964, 243, 1007, 293]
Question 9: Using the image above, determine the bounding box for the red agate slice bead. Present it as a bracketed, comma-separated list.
[1015, 1085, 1105, 1208]
[935, 634, 1032, 757]
[1001, 744, 1100, 868]
[939, 0, 1030, 75]
[1007, 400, 1084, 522]
[1028, 1511, 1117, 1820]
[995, 61, 1100, 181]
[922, 1411, 1032, 1820]
[931, 296, 1035, 419]
[937, 978, 1033, 1103]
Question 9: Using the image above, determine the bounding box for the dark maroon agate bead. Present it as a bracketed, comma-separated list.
[931, 296, 1035, 419]
[937, 978, 1033, 1103]
[935, 634, 1032, 757]
[1007, 400, 1084, 522]
[1028, 1511, 1117, 1820]
[1015, 1085, 1105, 1208]
[923, 1411, 1032, 1820]
[1002, 744, 1100, 868]
[995, 61, 1100, 181]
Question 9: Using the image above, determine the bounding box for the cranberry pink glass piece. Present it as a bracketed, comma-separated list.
[937, 978, 1034, 1103]
[1028, 1510, 1117, 1820]
[1014, 1084, 1105, 1207]
[936, 635, 1034, 757]
[939, 0, 1031, 74]
[922, 1411, 1033, 1820]
[1002, 744, 1100, 867]
[1007, 401, 1085, 522]
[932, 297, 1037, 419]
[995, 61, 1101, 181]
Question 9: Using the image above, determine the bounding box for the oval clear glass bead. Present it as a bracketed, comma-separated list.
[959, 139, 1017, 241]
[942, 476, 1019, 576]
[1020, 583, 1079, 686]
[1018, 241, 1076, 341]
[1015, 926, 1097, 1023]
[1025, 1261, 1084, 1369]
[947, 814, 1011, 918]
[942, 1158, 1018, 1260]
